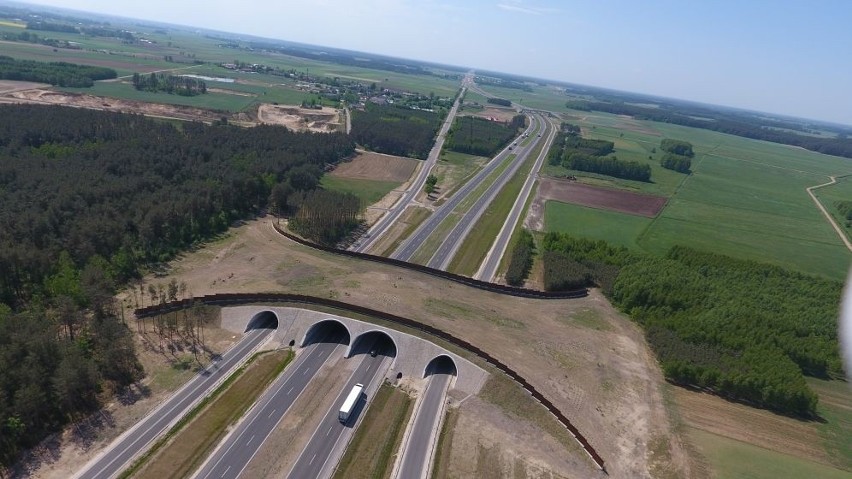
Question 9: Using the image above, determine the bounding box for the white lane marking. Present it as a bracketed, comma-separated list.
[247, 434, 255, 445]
[309, 453, 317, 465]
[267, 409, 276, 419]
[302, 368, 308, 375]
[221, 465, 231, 478]
[287, 386, 294, 395]
[326, 425, 333, 436]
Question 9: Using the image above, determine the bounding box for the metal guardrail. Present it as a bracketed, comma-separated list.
[135, 294, 607, 472]
[271, 222, 588, 300]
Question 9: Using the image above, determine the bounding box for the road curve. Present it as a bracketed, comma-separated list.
[73, 328, 273, 479]
[428, 115, 547, 270]
[395, 372, 452, 479]
[475, 115, 557, 281]
[351, 73, 472, 253]
[192, 338, 345, 479]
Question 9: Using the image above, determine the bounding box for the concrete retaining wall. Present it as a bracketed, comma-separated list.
[220, 306, 487, 396]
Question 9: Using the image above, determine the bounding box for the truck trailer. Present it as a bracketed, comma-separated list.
[338, 383, 364, 423]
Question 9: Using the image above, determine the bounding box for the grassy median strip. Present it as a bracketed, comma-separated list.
[122, 348, 294, 479]
[332, 382, 413, 479]
[448, 137, 543, 276]
[429, 407, 459, 479]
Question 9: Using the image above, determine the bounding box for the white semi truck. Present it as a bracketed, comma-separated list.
[338, 383, 364, 423]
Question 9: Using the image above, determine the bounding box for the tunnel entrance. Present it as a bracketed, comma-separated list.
[245, 311, 279, 331]
[424, 355, 457, 377]
[301, 319, 351, 347]
[349, 330, 397, 359]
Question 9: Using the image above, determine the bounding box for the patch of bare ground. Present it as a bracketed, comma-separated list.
[535, 178, 667, 217]
[0, 80, 50, 94]
[256, 103, 342, 132]
[238, 347, 352, 477]
[13, 317, 239, 479]
[330, 150, 418, 183]
[671, 386, 832, 466]
[118, 216, 691, 477]
[461, 106, 518, 122]
[1, 89, 253, 125]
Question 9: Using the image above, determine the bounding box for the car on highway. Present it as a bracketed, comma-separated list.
[370, 348, 377, 357]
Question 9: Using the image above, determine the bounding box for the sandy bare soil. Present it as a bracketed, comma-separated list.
[330, 151, 418, 183]
[461, 105, 518, 122]
[533, 177, 668, 218]
[257, 104, 342, 132]
[110, 217, 692, 477]
[1, 89, 239, 124]
[13, 319, 239, 479]
[0, 80, 50, 94]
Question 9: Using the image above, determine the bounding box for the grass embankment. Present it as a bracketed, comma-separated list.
[448, 126, 548, 276]
[429, 407, 459, 479]
[332, 382, 413, 479]
[124, 348, 294, 479]
[411, 154, 516, 265]
[377, 206, 432, 257]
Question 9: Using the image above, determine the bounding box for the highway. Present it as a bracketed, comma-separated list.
[73, 327, 274, 479]
[395, 371, 452, 479]
[475, 115, 557, 281]
[286, 344, 392, 479]
[427, 114, 547, 270]
[193, 334, 347, 479]
[351, 72, 473, 253]
[392, 116, 538, 262]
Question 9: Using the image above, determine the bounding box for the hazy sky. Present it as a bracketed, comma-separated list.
[21, 0, 852, 125]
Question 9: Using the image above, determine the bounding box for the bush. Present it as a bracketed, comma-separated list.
[505, 230, 535, 286]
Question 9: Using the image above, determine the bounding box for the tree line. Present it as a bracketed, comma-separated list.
[567, 100, 852, 159]
[0, 104, 355, 467]
[350, 103, 442, 159]
[131, 72, 207, 96]
[548, 127, 651, 182]
[0, 56, 116, 87]
[835, 200, 852, 228]
[487, 97, 511, 107]
[504, 229, 534, 286]
[446, 115, 519, 157]
[539, 232, 843, 416]
[659, 139, 693, 173]
[286, 189, 362, 245]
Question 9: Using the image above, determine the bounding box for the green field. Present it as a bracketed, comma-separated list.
[808, 378, 852, 470]
[544, 201, 652, 250]
[542, 110, 852, 280]
[61, 80, 257, 112]
[814, 175, 852, 241]
[320, 175, 400, 210]
[689, 428, 850, 479]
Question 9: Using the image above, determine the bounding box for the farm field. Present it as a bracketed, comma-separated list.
[319, 175, 400, 211]
[539, 109, 852, 280]
[813, 175, 852, 240]
[536, 178, 667, 217]
[544, 202, 652, 250]
[61, 80, 256, 112]
[330, 151, 418, 183]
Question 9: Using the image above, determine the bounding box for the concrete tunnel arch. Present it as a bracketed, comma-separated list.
[348, 330, 398, 362]
[300, 318, 351, 347]
[423, 354, 458, 379]
[244, 310, 279, 331]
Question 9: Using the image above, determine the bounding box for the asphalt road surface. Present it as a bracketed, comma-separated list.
[193, 335, 347, 479]
[351, 73, 472, 253]
[286, 346, 391, 479]
[427, 115, 546, 270]
[74, 327, 274, 479]
[392, 117, 538, 262]
[396, 371, 453, 479]
[475, 115, 556, 281]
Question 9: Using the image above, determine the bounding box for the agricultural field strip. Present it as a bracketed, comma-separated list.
[392, 116, 538, 262]
[807, 174, 852, 251]
[476, 115, 557, 281]
[430, 115, 546, 270]
[351, 74, 471, 253]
